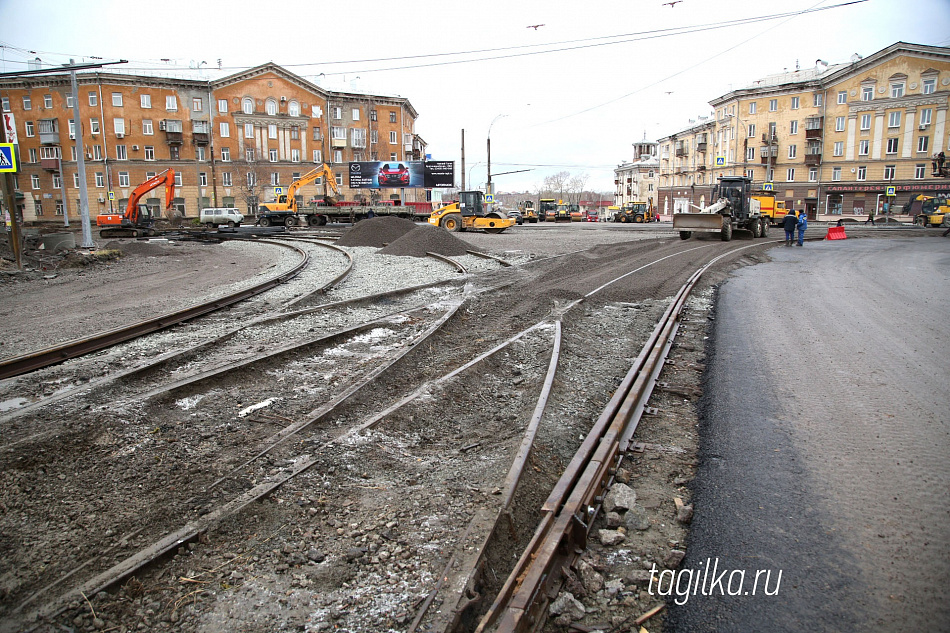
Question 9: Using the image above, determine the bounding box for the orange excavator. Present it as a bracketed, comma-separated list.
[96, 169, 176, 238]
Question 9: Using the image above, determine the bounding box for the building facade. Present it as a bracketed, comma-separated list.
[657, 42, 950, 220]
[614, 139, 659, 211]
[0, 63, 425, 224]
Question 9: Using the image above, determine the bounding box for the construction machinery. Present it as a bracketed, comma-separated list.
[912, 194, 949, 226]
[427, 190, 516, 233]
[553, 201, 572, 222]
[673, 175, 770, 241]
[614, 200, 652, 223]
[519, 200, 539, 223]
[96, 169, 176, 238]
[538, 198, 557, 222]
[754, 194, 790, 226]
[257, 164, 340, 227]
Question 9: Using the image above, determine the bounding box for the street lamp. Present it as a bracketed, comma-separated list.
[467, 162, 482, 191]
[487, 114, 508, 196]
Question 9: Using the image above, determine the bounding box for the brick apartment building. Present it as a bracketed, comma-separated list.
[656, 42, 950, 221]
[0, 63, 426, 223]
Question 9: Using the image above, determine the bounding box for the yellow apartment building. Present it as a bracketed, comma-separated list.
[0, 63, 425, 223]
[658, 42, 950, 221]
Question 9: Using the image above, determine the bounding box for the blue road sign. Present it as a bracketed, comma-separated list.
[0, 143, 17, 172]
[763, 182, 774, 192]
[716, 156, 725, 166]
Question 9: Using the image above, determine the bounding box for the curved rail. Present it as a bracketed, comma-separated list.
[0, 239, 310, 380]
[279, 238, 354, 309]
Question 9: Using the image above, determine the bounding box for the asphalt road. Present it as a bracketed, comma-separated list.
[668, 236, 950, 632]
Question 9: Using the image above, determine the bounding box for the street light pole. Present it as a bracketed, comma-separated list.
[487, 114, 507, 199]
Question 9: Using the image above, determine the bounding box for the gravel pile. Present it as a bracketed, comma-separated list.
[379, 224, 477, 258]
[336, 217, 417, 248]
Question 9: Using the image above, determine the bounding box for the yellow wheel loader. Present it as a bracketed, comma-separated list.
[428, 191, 516, 234]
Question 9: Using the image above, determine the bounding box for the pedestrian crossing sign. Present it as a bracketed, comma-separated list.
[886, 186, 896, 196]
[763, 182, 774, 192]
[716, 156, 725, 166]
[485, 194, 494, 203]
[274, 186, 283, 195]
[0, 143, 17, 172]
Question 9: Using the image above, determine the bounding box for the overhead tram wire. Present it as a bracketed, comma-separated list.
[1, 1, 866, 77]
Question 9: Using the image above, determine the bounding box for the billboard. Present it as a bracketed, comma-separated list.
[348, 161, 455, 189]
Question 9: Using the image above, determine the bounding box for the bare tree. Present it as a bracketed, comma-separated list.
[566, 173, 589, 205]
[542, 171, 571, 201]
[236, 156, 273, 215]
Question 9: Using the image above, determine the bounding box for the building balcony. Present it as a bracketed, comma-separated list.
[330, 138, 346, 148]
[675, 148, 688, 157]
[805, 154, 822, 166]
[192, 132, 210, 145]
[697, 142, 707, 153]
[761, 133, 778, 145]
[805, 128, 822, 140]
[41, 157, 60, 171]
[697, 164, 706, 171]
[164, 131, 184, 145]
[38, 119, 60, 145]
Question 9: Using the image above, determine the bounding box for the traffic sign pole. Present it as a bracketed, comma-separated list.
[0, 137, 22, 269]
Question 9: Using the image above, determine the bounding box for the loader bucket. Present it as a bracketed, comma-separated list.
[672, 213, 726, 233]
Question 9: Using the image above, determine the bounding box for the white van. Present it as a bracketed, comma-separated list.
[200, 207, 244, 227]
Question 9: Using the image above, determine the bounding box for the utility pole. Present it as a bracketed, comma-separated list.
[1, 113, 22, 269]
[68, 59, 96, 248]
[460, 129, 465, 191]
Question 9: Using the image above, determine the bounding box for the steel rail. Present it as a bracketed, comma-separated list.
[477, 242, 767, 633]
[426, 251, 468, 273]
[0, 239, 310, 380]
[275, 238, 354, 310]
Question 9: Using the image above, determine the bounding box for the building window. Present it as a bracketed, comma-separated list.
[330, 126, 345, 140]
[22, 95, 31, 110]
[95, 172, 104, 187]
[832, 167, 841, 181]
[389, 111, 397, 123]
[370, 130, 378, 144]
[745, 169, 755, 179]
[334, 150, 343, 163]
[837, 91, 847, 104]
[915, 164, 926, 179]
[390, 152, 397, 161]
[922, 78, 936, 95]
[768, 99, 777, 112]
[141, 94, 151, 108]
[860, 114, 872, 130]
[192, 98, 202, 112]
[857, 166, 866, 181]
[196, 147, 206, 161]
[242, 97, 253, 114]
[217, 98, 228, 113]
[93, 145, 102, 160]
[166, 95, 177, 111]
[746, 147, 755, 161]
[112, 92, 123, 106]
[335, 173, 343, 187]
[268, 124, 277, 139]
[266, 99, 277, 116]
[88, 91, 97, 106]
[349, 108, 359, 121]
[269, 149, 278, 162]
[808, 167, 818, 182]
[787, 144, 797, 159]
[28, 148, 36, 162]
[389, 131, 398, 144]
[169, 146, 179, 160]
[920, 108, 933, 126]
[332, 106, 342, 119]
[138, 119, 151, 135]
[890, 82, 905, 98]
[86, 118, 98, 135]
[786, 168, 795, 182]
[918, 136, 929, 153]
[70, 146, 77, 161]
[291, 125, 299, 140]
[883, 164, 896, 180]
[144, 146, 154, 160]
[861, 86, 873, 101]
[270, 172, 279, 186]
[68, 119, 75, 139]
[118, 171, 130, 187]
[25, 121, 34, 137]
[749, 102, 756, 114]
[291, 149, 300, 162]
[813, 93, 823, 106]
[888, 111, 901, 128]
[246, 148, 255, 161]
[55, 200, 65, 216]
[246, 172, 256, 187]
[833, 141, 843, 156]
[312, 126, 322, 140]
[288, 100, 300, 117]
[859, 139, 869, 155]
[116, 145, 127, 160]
[244, 123, 254, 138]
[886, 138, 899, 154]
[313, 149, 322, 163]
[222, 172, 232, 187]
[31, 174, 40, 189]
[790, 96, 799, 109]
[173, 171, 182, 186]
[370, 109, 377, 121]
[790, 120, 798, 134]
[835, 116, 845, 132]
[745, 124, 755, 138]
[220, 121, 230, 137]
[114, 118, 125, 135]
[199, 172, 207, 186]
[221, 147, 231, 161]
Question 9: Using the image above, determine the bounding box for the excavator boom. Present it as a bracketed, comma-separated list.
[97, 169, 175, 237]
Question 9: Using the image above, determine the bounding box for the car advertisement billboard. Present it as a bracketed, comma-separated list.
[348, 161, 455, 189]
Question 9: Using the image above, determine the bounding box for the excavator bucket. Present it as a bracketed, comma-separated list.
[323, 195, 338, 206]
[672, 213, 726, 233]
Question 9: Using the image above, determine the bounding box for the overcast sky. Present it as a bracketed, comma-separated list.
[1, 0, 949, 193]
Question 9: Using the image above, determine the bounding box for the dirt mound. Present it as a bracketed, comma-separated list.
[336, 216, 418, 248]
[378, 224, 478, 258]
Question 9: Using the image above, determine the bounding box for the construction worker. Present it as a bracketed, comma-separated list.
[796, 209, 808, 246]
[782, 209, 798, 246]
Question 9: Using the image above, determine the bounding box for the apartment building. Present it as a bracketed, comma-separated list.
[0, 62, 424, 223]
[614, 139, 659, 210]
[657, 42, 950, 220]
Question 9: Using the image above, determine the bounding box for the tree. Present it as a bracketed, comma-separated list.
[236, 154, 274, 215]
[566, 173, 589, 205]
[542, 171, 570, 201]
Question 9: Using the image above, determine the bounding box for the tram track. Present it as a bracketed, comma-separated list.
[0, 233, 778, 633]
